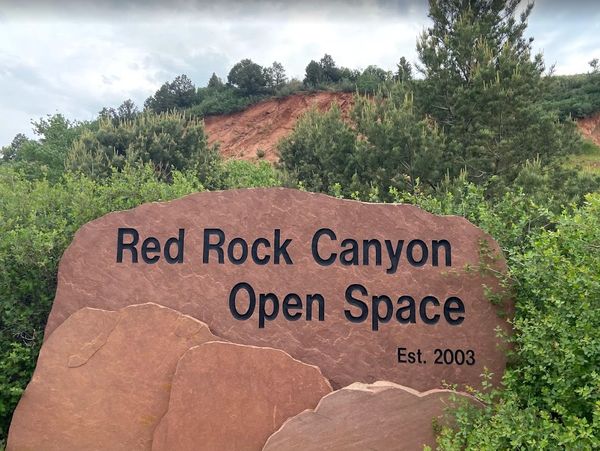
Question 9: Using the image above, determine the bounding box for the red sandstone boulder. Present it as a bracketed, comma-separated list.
[262, 381, 479, 451]
[44, 188, 512, 391]
[151, 341, 332, 451]
[7, 303, 218, 451]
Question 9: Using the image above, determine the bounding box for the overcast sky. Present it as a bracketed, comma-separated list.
[1, 0, 599, 146]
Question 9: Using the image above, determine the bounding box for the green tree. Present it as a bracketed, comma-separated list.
[264, 61, 287, 89]
[99, 99, 139, 125]
[278, 105, 358, 193]
[207, 72, 224, 89]
[227, 59, 266, 95]
[1, 134, 28, 162]
[352, 87, 444, 193]
[304, 55, 343, 87]
[279, 85, 445, 198]
[304, 60, 324, 87]
[395, 56, 413, 83]
[144, 74, 196, 113]
[320, 54, 341, 82]
[355, 65, 391, 94]
[416, 0, 578, 182]
[3, 115, 86, 180]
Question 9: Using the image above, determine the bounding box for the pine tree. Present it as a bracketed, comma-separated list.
[207, 73, 224, 89]
[416, 0, 578, 182]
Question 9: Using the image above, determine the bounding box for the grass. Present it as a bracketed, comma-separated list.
[568, 138, 600, 174]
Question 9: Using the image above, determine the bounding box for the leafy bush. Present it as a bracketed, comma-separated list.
[278, 105, 359, 194]
[2, 115, 88, 181]
[217, 160, 282, 189]
[66, 110, 221, 184]
[188, 87, 268, 117]
[0, 163, 204, 440]
[434, 194, 600, 449]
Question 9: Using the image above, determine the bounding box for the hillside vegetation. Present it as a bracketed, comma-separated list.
[1, 0, 600, 449]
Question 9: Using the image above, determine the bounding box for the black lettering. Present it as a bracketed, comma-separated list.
[340, 239, 359, 265]
[251, 238, 271, 265]
[283, 294, 303, 321]
[407, 239, 428, 267]
[228, 237, 248, 265]
[258, 293, 279, 328]
[397, 347, 407, 363]
[432, 239, 452, 266]
[372, 295, 393, 331]
[362, 239, 382, 266]
[385, 240, 404, 274]
[306, 294, 325, 321]
[396, 295, 416, 324]
[444, 296, 465, 325]
[141, 237, 161, 264]
[203, 228, 225, 264]
[274, 229, 293, 264]
[229, 282, 255, 320]
[312, 228, 337, 266]
[164, 229, 185, 264]
[344, 284, 369, 323]
[117, 228, 139, 263]
[419, 296, 440, 324]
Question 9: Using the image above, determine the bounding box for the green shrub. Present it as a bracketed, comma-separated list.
[0, 163, 203, 440]
[543, 72, 600, 120]
[435, 194, 600, 449]
[218, 160, 282, 189]
[66, 111, 220, 184]
[188, 87, 268, 117]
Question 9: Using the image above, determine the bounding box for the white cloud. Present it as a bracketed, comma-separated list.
[0, 0, 598, 146]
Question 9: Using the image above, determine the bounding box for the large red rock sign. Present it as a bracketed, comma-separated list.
[44, 188, 512, 391]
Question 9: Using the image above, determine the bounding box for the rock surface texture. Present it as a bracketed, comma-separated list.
[151, 341, 332, 451]
[44, 188, 512, 391]
[7, 303, 218, 451]
[263, 381, 478, 451]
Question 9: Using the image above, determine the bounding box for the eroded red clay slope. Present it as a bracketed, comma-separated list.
[204, 92, 353, 162]
[577, 112, 600, 147]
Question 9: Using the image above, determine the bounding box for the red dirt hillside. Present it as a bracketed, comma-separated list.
[577, 112, 600, 147]
[204, 92, 353, 162]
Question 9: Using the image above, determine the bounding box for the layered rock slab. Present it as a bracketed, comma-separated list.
[45, 188, 512, 391]
[152, 341, 332, 451]
[263, 381, 478, 451]
[7, 303, 218, 451]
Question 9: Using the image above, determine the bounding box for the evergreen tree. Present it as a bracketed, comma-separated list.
[278, 105, 358, 193]
[207, 72, 224, 89]
[227, 59, 266, 95]
[1, 133, 28, 161]
[395, 57, 413, 83]
[352, 86, 444, 193]
[319, 54, 341, 82]
[144, 74, 196, 113]
[116, 100, 139, 122]
[266, 61, 287, 88]
[416, 0, 578, 182]
[304, 60, 324, 87]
